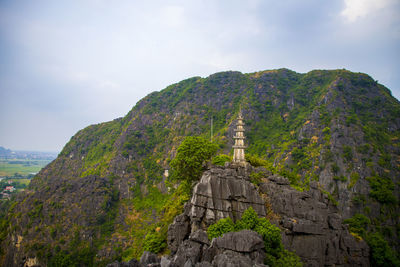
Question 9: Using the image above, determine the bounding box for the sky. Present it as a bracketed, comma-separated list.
[0, 0, 399, 152]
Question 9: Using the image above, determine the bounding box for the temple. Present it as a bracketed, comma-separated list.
[232, 109, 246, 165]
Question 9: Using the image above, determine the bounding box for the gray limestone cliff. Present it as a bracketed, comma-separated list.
[260, 175, 369, 266]
[164, 164, 370, 267]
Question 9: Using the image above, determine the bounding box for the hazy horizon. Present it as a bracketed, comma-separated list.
[1, 0, 399, 151]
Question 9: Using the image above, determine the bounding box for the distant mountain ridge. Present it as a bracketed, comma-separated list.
[0, 68, 399, 266]
[0, 146, 58, 160]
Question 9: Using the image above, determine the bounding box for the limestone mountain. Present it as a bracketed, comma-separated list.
[0, 68, 399, 266]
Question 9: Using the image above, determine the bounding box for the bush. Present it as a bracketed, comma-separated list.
[291, 147, 306, 163]
[235, 207, 259, 231]
[142, 231, 166, 254]
[255, 217, 283, 258]
[272, 250, 303, 267]
[342, 145, 353, 162]
[331, 163, 340, 174]
[367, 232, 400, 267]
[245, 154, 268, 167]
[207, 207, 302, 266]
[249, 172, 263, 186]
[207, 217, 235, 240]
[343, 214, 370, 237]
[212, 154, 231, 166]
[170, 136, 218, 183]
[366, 175, 396, 204]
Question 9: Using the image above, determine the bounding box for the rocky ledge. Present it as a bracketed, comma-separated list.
[110, 164, 370, 267]
[260, 175, 369, 266]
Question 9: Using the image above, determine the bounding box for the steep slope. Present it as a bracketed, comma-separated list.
[0, 69, 399, 266]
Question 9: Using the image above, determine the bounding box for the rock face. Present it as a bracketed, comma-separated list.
[167, 163, 267, 255]
[188, 163, 266, 232]
[165, 164, 269, 266]
[165, 165, 370, 267]
[169, 229, 266, 267]
[260, 175, 370, 267]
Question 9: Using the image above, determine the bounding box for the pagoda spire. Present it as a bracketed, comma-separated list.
[232, 109, 246, 165]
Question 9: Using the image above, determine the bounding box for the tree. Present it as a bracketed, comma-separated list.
[170, 136, 218, 183]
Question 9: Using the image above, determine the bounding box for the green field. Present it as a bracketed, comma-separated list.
[0, 159, 52, 176]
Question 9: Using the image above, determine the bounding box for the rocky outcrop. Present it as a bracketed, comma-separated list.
[260, 175, 369, 267]
[168, 163, 267, 254]
[187, 163, 266, 233]
[164, 166, 370, 267]
[168, 229, 266, 267]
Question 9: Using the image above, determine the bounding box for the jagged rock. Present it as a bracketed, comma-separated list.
[106, 259, 139, 267]
[210, 230, 266, 265]
[160, 256, 172, 267]
[167, 214, 190, 254]
[260, 178, 370, 267]
[172, 240, 202, 266]
[166, 164, 370, 266]
[195, 262, 212, 267]
[188, 165, 266, 231]
[211, 251, 253, 267]
[140, 251, 160, 267]
[189, 230, 209, 246]
[212, 230, 264, 253]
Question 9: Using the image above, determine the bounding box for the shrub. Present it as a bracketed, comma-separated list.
[343, 214, 370, 237]
[331, 163, 340, 174]
[291, 147, 306, 163]
[366, 175, 396, 204]
[367, 232, 400, 267]
[142, 231, 166, 254]
[212, 154, 231, 166]
[170, 136, 218, 183]
[235, 207, 259, 231]
[334, 175, 347, 182]
[207, 207, 302, 266]
[249, 172, 263, 186]
[207, 217, 235, 240]
[255, 217, 283, 258]
[245, 154, 268, 167]
[348, 172, 360, 188]
[342, 145, 353, 162]
[272, 250, 303, 267]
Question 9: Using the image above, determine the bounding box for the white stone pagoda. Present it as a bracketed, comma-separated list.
[233, 109, 246, 165]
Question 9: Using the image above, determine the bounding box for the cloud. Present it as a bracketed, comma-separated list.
[0, 0, 399, 151]
[341, 0, 397, 22]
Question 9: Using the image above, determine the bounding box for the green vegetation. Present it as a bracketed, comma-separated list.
[367, 232, 400, 267]
[343, 214, 370, 238]
[170, 136, 218, 183]
[212, 154, 231, 166]
[344, 214, 400, 266]
[207, 217, 235, 239]
[207, 207, 302, 266]
[0, 159, 51, 176]
[366, 175, 396, 204]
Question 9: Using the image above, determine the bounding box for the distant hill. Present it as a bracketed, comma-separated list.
[0, 146, 58, 160]
[1, 69, 399, 266]
[0, 147, 12, 158]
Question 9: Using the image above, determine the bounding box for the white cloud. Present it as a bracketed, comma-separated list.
[341, 0, 396, 22]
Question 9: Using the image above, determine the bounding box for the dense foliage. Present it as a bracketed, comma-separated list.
[170, 136, 218, 183]
[207, 207, 302, 267]
[211, 154, 231, 166]
[344, 214, 400, 266]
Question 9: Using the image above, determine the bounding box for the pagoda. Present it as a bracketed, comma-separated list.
[232, 109, 246, 165]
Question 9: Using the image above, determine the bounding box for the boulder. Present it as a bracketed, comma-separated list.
[212, 230, 264, 253]
[140, 251, 160, 267]
[167, 214, 190, 254]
